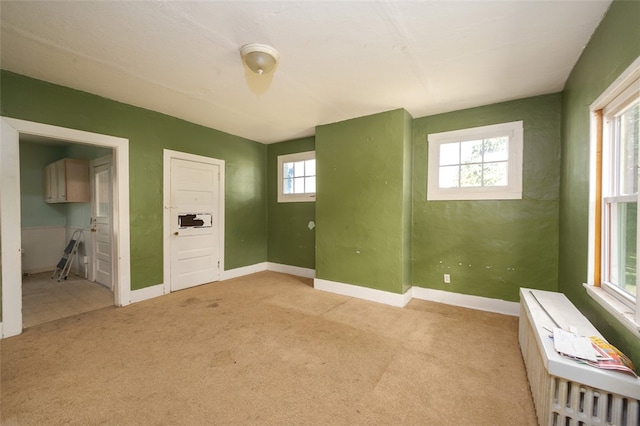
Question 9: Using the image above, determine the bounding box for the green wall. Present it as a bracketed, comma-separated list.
[412, 94, 562, 302]
[559, 0, 640, 371]
[266, 137, 316, 269]
[316, 109, 412, 294]
[2, 70, 267, 290]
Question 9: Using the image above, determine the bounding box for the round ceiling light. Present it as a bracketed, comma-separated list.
[240, 43, 279, 75]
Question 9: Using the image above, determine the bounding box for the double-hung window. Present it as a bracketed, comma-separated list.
[588, 57, 640, 335]
[277, 151, 316, 202]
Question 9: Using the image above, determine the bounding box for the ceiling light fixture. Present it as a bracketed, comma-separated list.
[240, 43, 279, 75]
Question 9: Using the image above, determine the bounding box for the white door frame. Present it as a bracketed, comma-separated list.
[163, 149, 225, 295]
[0, 117, 131, 338]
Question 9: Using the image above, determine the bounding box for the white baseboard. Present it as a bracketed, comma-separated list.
[0, 319, 20, 338]
[122, 262, 311, 305]
[267, 262, 315, 278]
[412, 286, 519, 316]
[23, 266, 56, 275]
[221, 262, 268, 280]
[312, 278, 519, 316]
[129, 284, 165, 304]
[314, 278, 412, 308]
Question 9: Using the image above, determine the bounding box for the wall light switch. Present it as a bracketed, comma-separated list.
[444, 274, 450, 284]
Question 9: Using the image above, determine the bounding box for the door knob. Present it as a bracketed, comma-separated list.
[174, 232, 179, 236]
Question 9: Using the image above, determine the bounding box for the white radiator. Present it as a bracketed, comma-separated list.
[519, 289, 640, 426]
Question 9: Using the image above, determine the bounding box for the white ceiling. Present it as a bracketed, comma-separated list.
[1, 1, 612, 144]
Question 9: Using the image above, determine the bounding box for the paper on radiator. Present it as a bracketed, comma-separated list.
[552, 327, 599, 362]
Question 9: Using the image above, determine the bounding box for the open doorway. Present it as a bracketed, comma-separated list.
[1, 118, 131, 338]
[19, 137, 114, 328]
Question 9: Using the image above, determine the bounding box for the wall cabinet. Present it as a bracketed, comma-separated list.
[44, 158, 90, 203]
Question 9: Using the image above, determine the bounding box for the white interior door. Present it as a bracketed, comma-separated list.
[170, 158, 220, 291]
[91, 156, 113, 290]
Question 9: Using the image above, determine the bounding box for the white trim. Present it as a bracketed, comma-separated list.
[314, 278, 412, 308]
[267, 262, 315, 278]
[20, 225, 69, 230]
[313, 278, 519, 315]
[221, 262, 268, 280]
[0, 322, 3, 337]
[277, 150, 316, 203]
[587, 55, 640, 330]
[0, 119, 23, 337]
[162, 149, 226, 295]
[427, 121, 523, 201]
[588, 56, 640, 280]
[1, 118, 131, 338]
[23, 266, 57, 275]
[591, 56, 640, 111]
[412, 286, 519, 316]
[584, 283, 640, 338]
[130, 284, 166, 304]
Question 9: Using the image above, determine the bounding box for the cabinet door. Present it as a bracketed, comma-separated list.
[44, 163, 56, 203]
[65, 159, 90, 202]
[55, 160, 66, 202]
[43, 158, 89, 203]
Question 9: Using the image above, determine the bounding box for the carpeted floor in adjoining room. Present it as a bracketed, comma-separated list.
[1, 271, 537, 425]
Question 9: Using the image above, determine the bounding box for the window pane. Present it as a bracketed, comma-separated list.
[483, 137, 509, 162]
[619, 103, 639, 195]
[293, 177, 305, 194]
[440, 143, 459, 166]
[305, 176, 316, 193]
[305, 159, 316, 176]
[460, 140, 483, 164]
[95, 169, 110, 217]
[460, 164, 482, 187]
[612, 201, 637, 297]
[293, 161, 305, 177]
[483, 162, 508, 186]
[439, 165, 459, 188]
[283, 178, 294, 194]
[284, 162, 295, 179]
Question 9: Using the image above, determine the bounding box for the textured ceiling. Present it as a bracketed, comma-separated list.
[1, 1, 612, 144]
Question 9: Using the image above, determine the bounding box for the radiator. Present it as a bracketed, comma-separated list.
[519, 289, 640, 426]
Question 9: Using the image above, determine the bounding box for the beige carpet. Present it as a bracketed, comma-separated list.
[1, 271, 537, 425]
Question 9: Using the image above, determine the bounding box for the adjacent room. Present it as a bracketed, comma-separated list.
[19, 137, 115, 328]
[1, 1, 639, 425]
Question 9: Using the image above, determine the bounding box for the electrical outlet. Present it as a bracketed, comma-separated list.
[444, 274, 450, 284]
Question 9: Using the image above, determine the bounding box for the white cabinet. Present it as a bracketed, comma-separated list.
[44, 158, 90, 203]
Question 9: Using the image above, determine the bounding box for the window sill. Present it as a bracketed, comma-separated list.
[277, 196, 315, 203]
[583, 283, 640, 338]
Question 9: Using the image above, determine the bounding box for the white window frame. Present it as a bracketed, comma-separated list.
[586, 56, 640, 338]
[277, 150, 316, 203]
[427, 121, 523, 201]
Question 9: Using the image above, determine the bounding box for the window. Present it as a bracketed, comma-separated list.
[277, 151, 316, 202]
[427, 121, 523, 200]
[588, 56, 640, 336]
